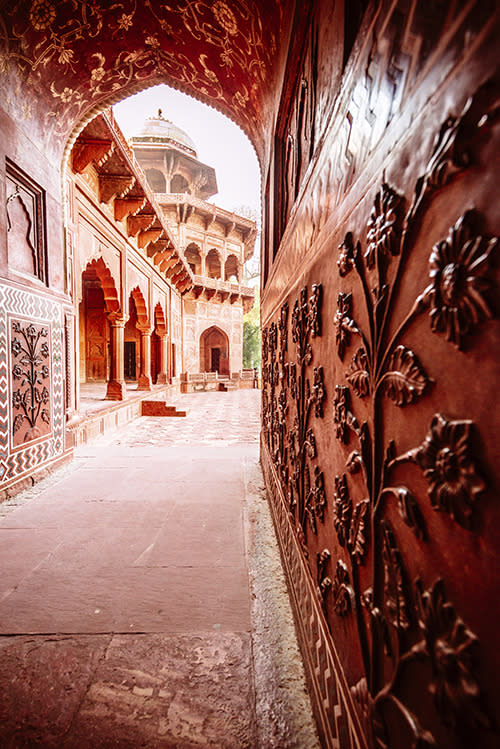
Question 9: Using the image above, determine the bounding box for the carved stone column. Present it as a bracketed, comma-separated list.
[105, 314, 127, 401]
[156, 334, 169, 384]
[137, 325, 153, 390]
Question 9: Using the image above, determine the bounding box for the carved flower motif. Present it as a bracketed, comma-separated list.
[12, 364, 23, 380]
[414, 579, 490, 731]
[334, 292, 354, 361]
[213, 1, 238, 35]
[365, 183, 403, 269]
[29, 0, 56, 32]
[337, 233, 354, 276]
[428, 212, 496, 349]
[41, 342, 49, 358]
[26, 325, 37, 338]
[413, 413, 484, 528]
[312, 366, 325, 418]
[333, 385, 350, 443]
[308, 284, 322, 338]
[332, 559, 353, 616]
[41, 365, 49, 379]
[11, 338, 22, 357]
[333, 474, 351, 547]
[12, 390, 23, 408]
[145, 36, 160, 48]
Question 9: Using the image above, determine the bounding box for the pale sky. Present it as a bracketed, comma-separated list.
[113, 84, 261, 220]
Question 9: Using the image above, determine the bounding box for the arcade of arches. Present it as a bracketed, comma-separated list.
[0, 3, 499, 748]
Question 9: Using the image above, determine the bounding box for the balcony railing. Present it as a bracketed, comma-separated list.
[192, 275, 254, 296]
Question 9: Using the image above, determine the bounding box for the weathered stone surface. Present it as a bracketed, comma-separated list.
[64, 633, 256, 748]
[0, 635, 110, 748]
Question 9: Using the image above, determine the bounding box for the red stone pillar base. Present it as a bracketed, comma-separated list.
[156, 372, 168, 384]
[105, 379, 127, 400]
[137, 374, 152, 390]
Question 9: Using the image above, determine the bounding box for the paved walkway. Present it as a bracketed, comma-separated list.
[0, 391, 319, 748]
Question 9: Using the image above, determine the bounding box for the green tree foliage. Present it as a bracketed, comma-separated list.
[243, 290, 261, 369]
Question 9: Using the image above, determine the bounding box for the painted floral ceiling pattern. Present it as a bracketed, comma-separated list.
[0, 0, 289, 160]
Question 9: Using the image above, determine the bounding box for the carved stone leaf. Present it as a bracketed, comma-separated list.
[395, 487, 426, 541]
[347, 347, 370, 398]
[332, 559, 353, 616]
[381, 345, 430, 406]
[348, 499, 369, 564]
[382, 522, 411, 632]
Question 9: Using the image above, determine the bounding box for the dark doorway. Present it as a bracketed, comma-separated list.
[124, 341, 136, 379]
[211, 347, 221, 373]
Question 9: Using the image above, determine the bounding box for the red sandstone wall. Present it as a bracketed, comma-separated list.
[260, 2, 500, 747]
[0, 107, 73, 497]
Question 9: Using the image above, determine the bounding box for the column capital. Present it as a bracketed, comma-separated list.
[108, 312, 128, 327]
[137, 324, 153, 336]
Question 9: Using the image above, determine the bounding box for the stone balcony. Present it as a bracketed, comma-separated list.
[189, 274, 255, 310]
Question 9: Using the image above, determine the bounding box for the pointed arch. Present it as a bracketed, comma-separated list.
[200, 324, 230, 376]
[154, 302, 167, 335]
[83, 257, 120, 314]
[129, 285, 149, 326]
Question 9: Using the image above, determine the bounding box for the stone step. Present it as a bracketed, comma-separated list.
[141, 401, 187, 417]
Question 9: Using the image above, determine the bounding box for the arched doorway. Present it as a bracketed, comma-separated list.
[184, 243, 202, 275]
[224, 254, 239, 282]
[206, 249, 222, 279]
[126, 286, 152, 389]
[79, 258, 120, 384]
[152, 302, 168, 384]
[200, 325, 229, 376]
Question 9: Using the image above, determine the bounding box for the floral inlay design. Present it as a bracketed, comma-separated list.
[329, 99, 496, 748]
[29, 0, 56, 32]
[11, 320, 51, 445]
[0, 0, 282, 153]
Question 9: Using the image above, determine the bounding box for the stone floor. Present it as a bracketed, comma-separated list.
[0, 391, 319, 748]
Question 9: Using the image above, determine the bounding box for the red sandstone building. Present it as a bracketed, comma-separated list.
[68, 108, 255, 415]
[0, 3, 499, 747]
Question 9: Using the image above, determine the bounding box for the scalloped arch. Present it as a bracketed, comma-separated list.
[83, 258, 120, 314]
[129, 285, 149, 326]
[154, 302, 167, 335]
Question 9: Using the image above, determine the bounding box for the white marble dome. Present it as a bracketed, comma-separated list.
[132, 110, 197, 156]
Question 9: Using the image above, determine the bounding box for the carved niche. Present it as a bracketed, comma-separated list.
[10, 319, 51, 446]
[6, 159, 47, 283]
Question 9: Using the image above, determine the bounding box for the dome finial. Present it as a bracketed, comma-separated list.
[158, 108, 163, 119]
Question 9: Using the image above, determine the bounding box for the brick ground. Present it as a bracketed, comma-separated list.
[0, 391, 319, 748]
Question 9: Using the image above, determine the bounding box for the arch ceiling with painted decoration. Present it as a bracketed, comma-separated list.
[0, 0, 291, 164]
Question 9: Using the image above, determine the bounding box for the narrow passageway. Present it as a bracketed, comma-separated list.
[0, 392, 318, 748]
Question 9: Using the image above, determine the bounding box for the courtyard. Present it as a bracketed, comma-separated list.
[0, 391, 318, 748]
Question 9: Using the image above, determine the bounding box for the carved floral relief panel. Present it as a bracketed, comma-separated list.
[10, 319, 51, 447]
[262, 73, 500, 749]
